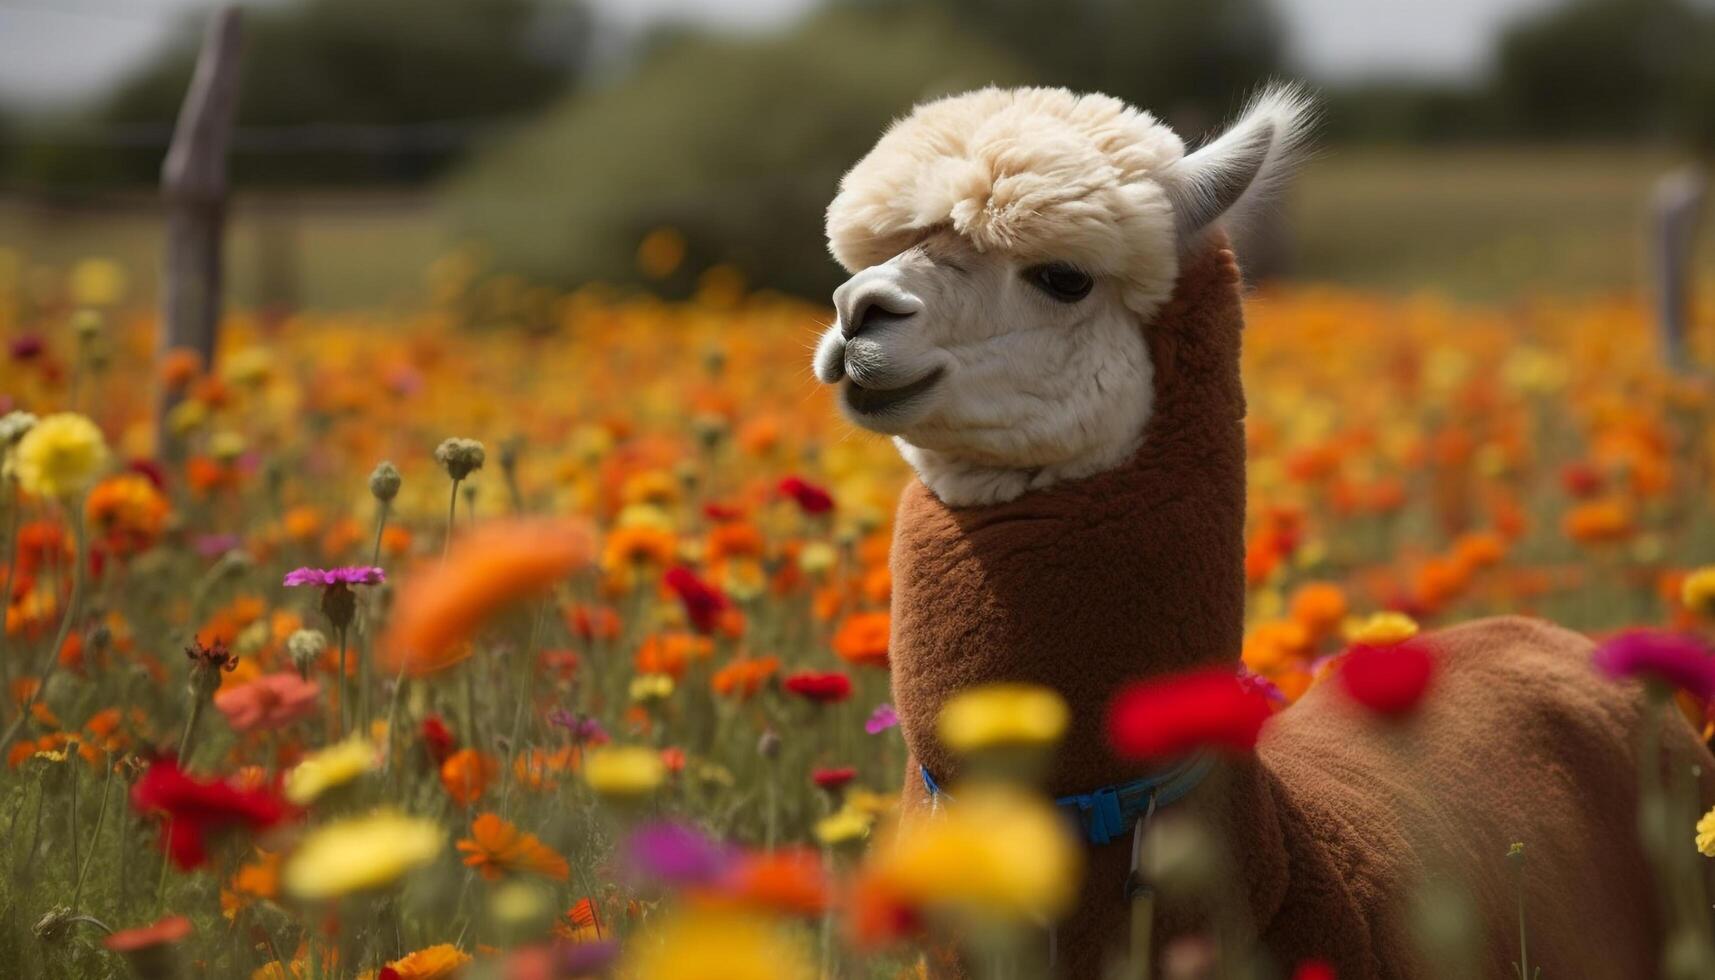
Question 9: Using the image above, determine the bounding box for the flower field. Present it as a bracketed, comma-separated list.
[2, 247, 1715, 979]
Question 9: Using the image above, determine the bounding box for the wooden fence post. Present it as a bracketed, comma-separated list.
[158, 6, 243, 445]
[1650, 167, 1707, 372]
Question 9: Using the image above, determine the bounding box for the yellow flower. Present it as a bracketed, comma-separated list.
[14, 412, 109, 499]
[583, 746, 667, 798]
[284, 736, 380, 806]
[629, 673, 675, 703]
[1345, 611, 1419, 646]
[1697, 805, 1715, 858]
[383, 943, 470, 980]
[862, 785, 1080, 923]
[619, 908, 814, 980]
[936, 683, 1069, 754]
[813, 805, 873, 847]
[798, 541, 837, 574]
[1683, 567, 1715, 619]
[282, 809, 442, 900]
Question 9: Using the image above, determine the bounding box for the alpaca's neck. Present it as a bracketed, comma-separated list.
[886, 243, 1248, 794]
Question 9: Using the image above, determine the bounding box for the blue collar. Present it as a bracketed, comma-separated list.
[919, 753, 1216, 846]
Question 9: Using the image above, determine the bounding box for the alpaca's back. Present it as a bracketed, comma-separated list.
[1260, 615, 1715, 978]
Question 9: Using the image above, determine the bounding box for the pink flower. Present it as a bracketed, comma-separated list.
[213, 672, 322, 732]
[283, 565, 385, 587]
[1593, 630, 1715, 701]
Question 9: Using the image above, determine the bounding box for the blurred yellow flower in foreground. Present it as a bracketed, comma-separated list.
[1682, 567, 1715, 619]
[283, 809, 442, 900]
[620, 907, 814, 980]
[936, 683, 1069, 754]
[629, 673, 675, 703]
[14, 413, 109, 499]
[583, 746, 666, 799]
[861, 785, 1080, 923]
[1697, 805, 1715, 858]
[1345, 611, 1420, 647]
[284, 736, 380, 806]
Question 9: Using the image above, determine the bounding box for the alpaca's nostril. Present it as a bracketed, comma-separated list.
[839, 289, 918, 339]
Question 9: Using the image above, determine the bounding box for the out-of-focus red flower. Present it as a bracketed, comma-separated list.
[1108, 667, 1273, 760]
[1559, 461, 1604, 499]
[783, 671, 852, 705]
[812, 767, 857, 791]
[663, 566, 730, 635]
[778, 476, 834, 516]
[1338, 640, 1436, 717]
[421, 715, 456, 766]
[104, 914, 192, 952]
[702, 501, 744, 522]
[129, 760, 291, 868]
[1291, 961, 1337, 980]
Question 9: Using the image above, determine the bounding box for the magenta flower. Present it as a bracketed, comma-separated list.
[624, 822, 734, 886]
[864, 702, 899, 735]
[1593, 630, 1715, 701]
[283, 566, 385, 588]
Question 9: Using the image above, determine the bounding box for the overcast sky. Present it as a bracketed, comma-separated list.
[0, 0, 1560, 112]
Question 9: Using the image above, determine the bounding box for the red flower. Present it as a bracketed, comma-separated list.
[703, 501, 744, 522]
[421, 715, 456, 766]
[1291, 961, 1336, 980]
[1339, 640, 1436, 716]
[812, 767, 857, 791]
[1108, 667, 1273, 760]
[778, 476, 834, 516]
[664, 566, 731, 635]
[784, 671, 853, 704]
[104, 914, 192, 952]
[129, 760, 291, 868]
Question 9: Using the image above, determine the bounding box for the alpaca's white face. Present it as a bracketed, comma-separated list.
[814, 229, 1153, 506]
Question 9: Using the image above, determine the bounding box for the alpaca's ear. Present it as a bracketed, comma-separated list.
[1160, 84, 1316, 247]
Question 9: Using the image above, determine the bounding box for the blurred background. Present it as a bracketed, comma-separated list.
[0, 0, 1711, 308]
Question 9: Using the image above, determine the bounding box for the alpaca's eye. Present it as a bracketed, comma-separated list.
[1026, 263, 1093, 303]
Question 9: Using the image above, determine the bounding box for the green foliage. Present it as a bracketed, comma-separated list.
[1494, 0, 1715, 149]
[443, 5, 1031, 298]
[14, 0, 588, 188]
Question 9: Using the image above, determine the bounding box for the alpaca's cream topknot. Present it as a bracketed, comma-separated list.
[826, 86, 1187, 315]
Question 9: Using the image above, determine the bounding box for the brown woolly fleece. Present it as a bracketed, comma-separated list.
[888, 243, 1715, 977]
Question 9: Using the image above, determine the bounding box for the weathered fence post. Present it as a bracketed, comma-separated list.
[1649, 167, 1707, 372]
[158, 6, 243, 445]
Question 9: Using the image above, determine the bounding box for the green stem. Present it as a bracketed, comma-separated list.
[70, 753, 115, 910]
[443, 478, 462, 561]
[337, 624, 349, 739]
[370, 501, 389, 569]
[0, 490, 20, 699]
[177, 694, 204, 767]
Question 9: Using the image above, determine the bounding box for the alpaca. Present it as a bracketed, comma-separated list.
[814, 85, 1715, 977]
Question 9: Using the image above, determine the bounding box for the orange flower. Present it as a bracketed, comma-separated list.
[512, 746, 578, 793]
[602, 525, 677, 571]
[706, 522, 765, 563]
[1286, 583, 1346, 641]
[712, 656, 780, 699]
[717, 848, 828, 917]
[457, 812, 569, 882]
[1451, 530, 1507, 573]
[381, 943, 471, 980]
[159, 348, 204, 391]
[85, 474, 170, 553]
[832, 612, 890, 669]
[634, 632, 713, 680]
[440, 749, 499, 807]
[383, 519, 595, 676]
[554, 897, 604, 942]
[1564, 499, 1634, 546]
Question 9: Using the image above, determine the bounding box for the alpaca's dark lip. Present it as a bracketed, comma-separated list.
[843, 368, 944, 417]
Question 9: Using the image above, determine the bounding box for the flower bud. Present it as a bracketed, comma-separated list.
[287, 629, 328, 676]
[434, 437, 486, 481]
[369, 461, 402, 503]
[757, 729, 781, 760]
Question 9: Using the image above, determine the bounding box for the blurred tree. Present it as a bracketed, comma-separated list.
[1495, 0, 1715, 149]
[12, 0, 589, 187]
[445, 5, 1031, 300]
[892, 0, 1289, 134]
